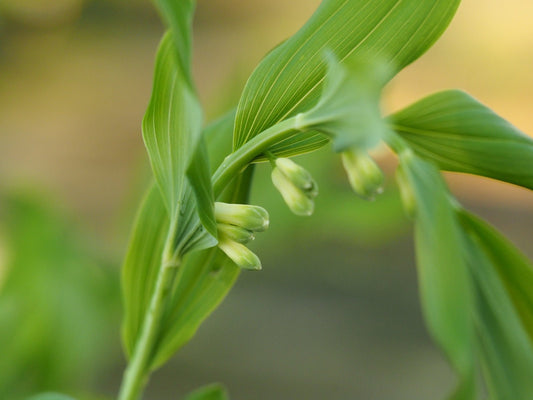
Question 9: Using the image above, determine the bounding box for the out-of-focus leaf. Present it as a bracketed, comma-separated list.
[397, 152, 475, 397]
[143, 31, 216, 257]
[297, 53, 390, 152]
[458, 210, 533, 341]
[390, 90, 533, 189]
[26, 393, 77, 400]
[458, 210, 533, 399]
[0, 192, 118, 400]
[121, 185, 169, 357]
[183, 383, 229, 400]
[233, 0, 461, 154]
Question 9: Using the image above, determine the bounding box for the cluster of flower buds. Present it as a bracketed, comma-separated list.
[215, 202, 269, 271]
[271, 157, 318, 216]
[341, 148, 384, 200]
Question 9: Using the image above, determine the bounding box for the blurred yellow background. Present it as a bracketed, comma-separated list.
[1, 0, 532, 234]
[0, 1, 532, 399]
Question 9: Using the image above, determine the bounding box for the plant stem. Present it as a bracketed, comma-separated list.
[212, 115, 299, 196]
[118, 237, 180, 400]
[118, 115, 300, 399]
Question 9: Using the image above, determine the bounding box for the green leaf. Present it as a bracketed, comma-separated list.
[390, 90, 533, 189]
[183, 383, 229, 400]
[187, 137, 218, 242]
[297, 53, 390, 152]
[121, 184, 169, 357]
[397, 152, 475, 397]
[122, 113, 239, 368]
[458, 209, 533, 399]
[234, 53, 391, 165]
[153, 0, 195, 81]
[204, 110, 236, 173]
[149, 168, 254, 369]
[143, 32, 216, 257]
[458, 210, 533, 343]
[152, 247, 240, 368]
[143, 31, 201, 217]
[261, 131, 329, 160]
[233, 0, 461, 154]
[26, 393, 77, 400]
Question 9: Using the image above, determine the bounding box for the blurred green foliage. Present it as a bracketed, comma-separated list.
[0, 190, 120, 400]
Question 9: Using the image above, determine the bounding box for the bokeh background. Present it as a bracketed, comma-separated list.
[1, 1, 533, 399]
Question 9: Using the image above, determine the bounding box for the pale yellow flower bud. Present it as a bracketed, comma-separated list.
[274, 158, 318, 197]
[217, 223, 254, 244]
[395, 166, 416, 218]
[218, 237, 262, 271]
[341, 149, 384, 200]
[214, 202, 269, 232]
[271, 167, 315, 216]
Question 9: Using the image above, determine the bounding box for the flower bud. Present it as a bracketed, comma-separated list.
[218, 237, 262, 271]
[274, 158, 318, 198]
[341, 149, 384, 200]
[214, 202, 269, 232]
[217, 223, 254, 244]
[271, 167, 315, 216]
[395, 166, 416, 218]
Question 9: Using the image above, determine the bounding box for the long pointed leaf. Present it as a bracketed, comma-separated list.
[121, 184, 169, 357]
[153, 0, 195, 82]
[187, 137, 218, 241]
[143, 32, 202, 218]
[150, 168, 253, 369]
[458, 210, 533, 399]
[458, 210, 533, 342]
[234, 0, 461, 153]
[143, 32, 216, 256]
[122, 110, 240, 367]
[204, 110, 236, 173]
[398, 152, 475, 397]
[390, 90, 533, 189]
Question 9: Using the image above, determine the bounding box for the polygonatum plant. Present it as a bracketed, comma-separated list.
[42, 1, 533, 399]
